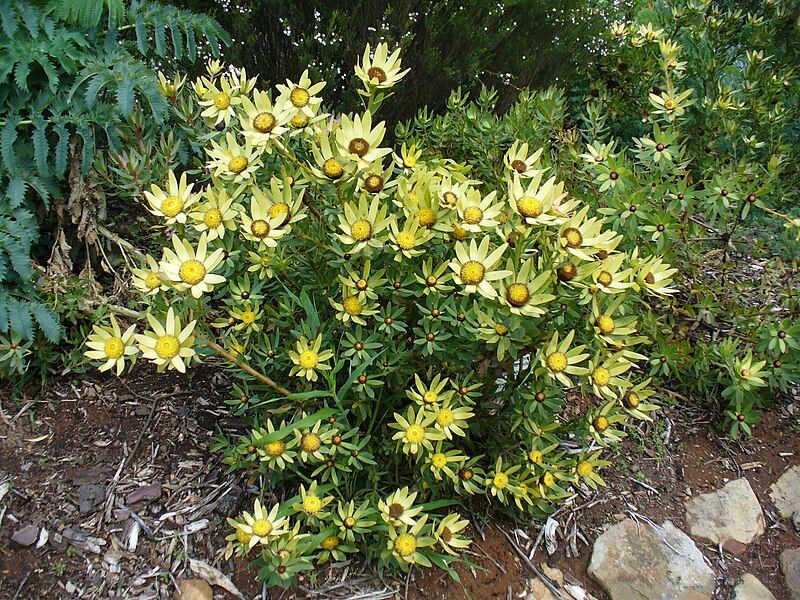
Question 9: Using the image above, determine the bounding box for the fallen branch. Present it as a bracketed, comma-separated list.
[501, 528, 564, 599]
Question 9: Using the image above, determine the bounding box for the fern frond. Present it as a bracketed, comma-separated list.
[1, 117, 19, 174]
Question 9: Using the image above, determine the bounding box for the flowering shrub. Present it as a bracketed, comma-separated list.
[82, 2, 799, 582]
[83, 44, 673, 584]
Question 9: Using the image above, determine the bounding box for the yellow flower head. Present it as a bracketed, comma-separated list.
[143, 171, 198, 225]
[84, 314, 138, 375]
[160, 233, 226, 298]
[336, 110, 392, 167]
[289, 335, 334, 382]
[355, 43, 409, 90]
[134, 308, 196, 373]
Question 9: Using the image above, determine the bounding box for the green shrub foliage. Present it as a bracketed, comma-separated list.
[0, 0, 227, 376]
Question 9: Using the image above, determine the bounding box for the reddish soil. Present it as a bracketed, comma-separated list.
[547, 402, 800, 600]
[1, 368, 798, 599]
[409, 525, 526, 600]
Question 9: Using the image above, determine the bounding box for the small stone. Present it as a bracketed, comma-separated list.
[770, 466, 800, 519]
[113, 508, 131, 521]
[12, 524, 39, 546]
[71, 468, 111, 485]
[126, 483, 161, 504]
[722, 539, 748, 555]
[684, 478, 764, 553]
[588, 518, 715, 600]
[174, 578, 213, 600]
[76, 483, 106, 514]
[62, 527, 87, 542]
[525, 563, 565, 599]
[781, 548, 800, 600]
[731, 573, 776, 600]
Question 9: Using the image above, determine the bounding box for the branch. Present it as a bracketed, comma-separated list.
[203, 339, 291, 397]
[106, 305, 292, 397]
[97, 224, 147, 262]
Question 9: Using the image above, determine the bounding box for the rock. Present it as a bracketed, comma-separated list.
[71, 467, 111, 485]
[12, 524, 39, 546]
[770, 465, 800, 519]
[781, 548, 800, 600]
[525, 564, 565, 600]
[684, 478, 764, 554]
[174, 578, 213, 600]
[731, 574, 775, 600]
[76, 483, 106, 514]
[526, 577, 557, 600]
[588, 518, 715, 600]
[126, 483, 161, 504]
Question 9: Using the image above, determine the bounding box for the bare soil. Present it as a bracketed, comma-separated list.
[1, 367, 798, 599]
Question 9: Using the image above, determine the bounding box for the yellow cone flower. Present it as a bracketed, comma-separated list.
[160, 233, 225, 298]
[84, 314, 137, 375]
[134, 308, 196, 373]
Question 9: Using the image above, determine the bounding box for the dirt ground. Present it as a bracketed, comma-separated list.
[1, 366, 798, 599]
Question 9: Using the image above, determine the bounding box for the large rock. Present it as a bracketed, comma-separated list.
[770, 465, 800, 519]
[684, 478, 764, 554]
[781, 548, 800, 600]
[174, 578, 212, 600]
[588, 518, 715, 600]
[730, 574, 776, 600]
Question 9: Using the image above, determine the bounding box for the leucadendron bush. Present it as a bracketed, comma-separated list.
[83, 45, 668, 584]
[83, 5, 798, 588]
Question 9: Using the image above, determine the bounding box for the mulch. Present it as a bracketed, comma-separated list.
[1, 366, 798, 599]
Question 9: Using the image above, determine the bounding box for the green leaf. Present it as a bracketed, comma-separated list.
[6, 179, 27, 209]
[8, 299, 33, 339]
[139, 79, 167, 122]
[36, 55, 60, 93]
[18, 2, 39, 37]
[419, 498, 461, 511]
[134, 15, 147, 55]
[1, 117, 19, 173]
[54, 124, 69, 175]
[0, 292, 9, 333]
[33, 125, 49, 174]
[0, 2, 18, 37]
[261, 408, 337, 443]
[184, 24, 196, 61]
[336, 353, 380, 404]
[153, 17, 166, 57]
[116, 77, 135, 115]
[84, 73, 107, 107]
[106, 0, 124, 29]
[284, 390, 333, 401]
[13, 60, 30, 92]
[32, 302, 61, 342]
[206, 29, 220, 57]
[78, 124, 94, 175]
[169, 20, 183, 59]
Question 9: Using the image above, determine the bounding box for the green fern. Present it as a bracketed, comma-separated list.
[50, 0, 126, 29]
[0, 0, 228, 355]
